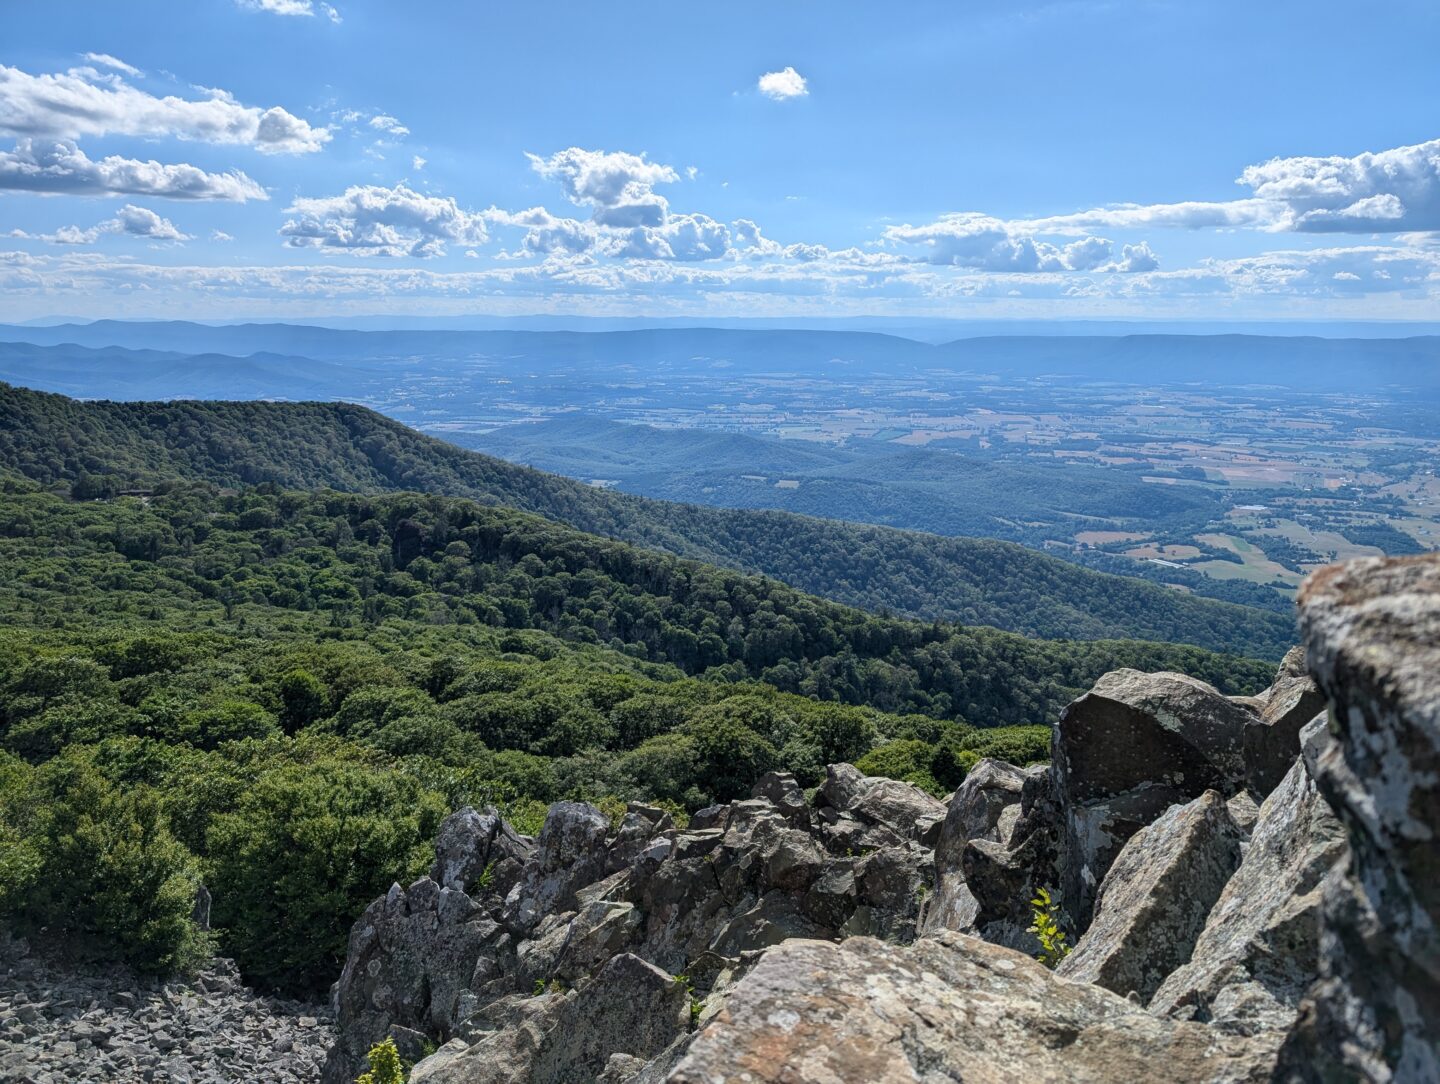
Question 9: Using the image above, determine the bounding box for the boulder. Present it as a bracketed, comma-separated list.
[411, 953, 690, 1084]
[750, 771, 807, 820]
[505, 801, 610, 931]
[321, 878, 497, 1084]
[1242, 647, 1328, 798]
[666, 932, 1273, 1083]
[1149, 720, 1347, 1040]
[429, 805, 534, 895]
[1057, 789, 1242, 1002]
[925, 758, 1029, 935]
[852, 778, 947, 844]
[1053, 668, 1255, 925]
[1273, 554, 1440, 1081]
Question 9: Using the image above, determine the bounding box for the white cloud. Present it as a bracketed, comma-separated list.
[612, 214, 731, 262]
[82, 54, 143, 78]
[12, 203, 190, 245]
[528, 147, 679, 228]
[237, 0, 340, 19]
[0, 139, 268, 201]
[411, 155, 427, 171]
[758, 67, 808, 100]
[883, 213, 1153, 272]
[280, 183, 489, 257]
[487, 206, 598, 257]
[0, 62, 330, 154]
[211, 230, 235, 242]
[370, 114, 409, 137]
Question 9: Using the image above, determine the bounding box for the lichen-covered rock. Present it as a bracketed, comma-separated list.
[1242, 647, 1328, 798]
[666, 932, 1273, 1083]
[505, 801, 611, 931]
[321, 878, 498, 1084]
[1058, 789, 1241, 1002]
[1148, 721, 1347, 1040]
[411, 953, 691, 1084]
[925, 758, 1029, 935]
[429, 805, 534, 895]
[1273, 553, 1440, 1082]
[1053, 668, 1256, 924]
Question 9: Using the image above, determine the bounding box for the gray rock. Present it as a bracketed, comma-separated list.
[506, 801, 611, 931]
[1274, 554, 1440, 1082]
[411, 953, 690, 1084]
[666, 932, 1273, 1083]
[429, 805, 534, 895]
[1054, 668, 1256, 925]
[1149, 727, 1347, 1039]
[1242, 647, 1328, 798]
[926, 757, 1029, 935]
[1058, 789, 1242, 1002]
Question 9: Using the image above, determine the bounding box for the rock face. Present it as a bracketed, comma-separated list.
[924, 758, 1030, 935]
[1274, 554, 1440, 1082]
[1052, 668, 1254, 924]
[1058, 789, 1242, 1002]
[325, 772, 948, 1084]
[667, 932, 1272, 1084]
[1242, 646, 1328, 798]
[1149, 722, 1347, 1040]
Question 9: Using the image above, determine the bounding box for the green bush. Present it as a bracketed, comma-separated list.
[205, 758, 445, 993]
[25, 755, 210, 973]
[855, 739, 945, 797]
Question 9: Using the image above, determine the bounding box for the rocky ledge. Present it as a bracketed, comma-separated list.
[0, 936, 332, 1084]
[315, 554, 1440, 1084]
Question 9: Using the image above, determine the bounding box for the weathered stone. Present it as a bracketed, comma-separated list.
[814, 762, 872, 813]
[1058, 789, 1241, 1002]
[1274, 554, 1440, 1082]
[852, 778, 947, 844]
[1243, 647, 1328, 798]
[322, 877, 495, 1084]
[749, 771, 807, 819]
[505, 802, 610, 931]
[1054, 668, 1256, 924]
[429, 805, 534, 895]
[926, 757, 1028, 934]
[1149, 724, 1347, 1040]
[667, 932, 1272, 1083]
[411, 953, 690, 1084]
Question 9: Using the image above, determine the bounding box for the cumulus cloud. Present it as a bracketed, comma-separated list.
[238, 0, 341, 21]
[612, 214, 731, 262]
[13, 203, 190, 245]
[412, 155, 426, 171]
[883, 213, 1153, 272]
[0, 139, 268, 201]
[280, 183, 488, 257]
[1017, 137, 1440, 236]
[758, 67, 808, 100]
[0, 62, 330, 153]
[487, 206, 597, 257]
[528, 147, 679, 228]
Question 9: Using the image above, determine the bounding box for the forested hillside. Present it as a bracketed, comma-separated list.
[0, 384, 1296, 659]
[0, 476, 1274, 991]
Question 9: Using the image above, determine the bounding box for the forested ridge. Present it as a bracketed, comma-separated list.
[0, 383, 1296, 658]
[0, 473, 1275, 993]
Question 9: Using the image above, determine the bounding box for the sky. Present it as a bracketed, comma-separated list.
[1, 0, 1438, 322]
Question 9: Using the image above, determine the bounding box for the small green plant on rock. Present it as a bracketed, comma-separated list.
[356, 1037, 406, 1084]
[1028, 886, 1071, 969]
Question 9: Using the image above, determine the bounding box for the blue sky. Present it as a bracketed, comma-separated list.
[2, 0, 1438, 321]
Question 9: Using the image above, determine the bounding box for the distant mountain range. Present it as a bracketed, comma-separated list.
[1, 322, 1437, 392]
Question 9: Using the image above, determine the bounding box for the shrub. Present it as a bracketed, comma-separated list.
[25, 756, 210, 973]
[855, 739, 945, 797]
[683, 717, 777, 803]
[205, 758, 445, 992]
[1028, 887, 1071, 969]
[356, 1037, 407, 1084]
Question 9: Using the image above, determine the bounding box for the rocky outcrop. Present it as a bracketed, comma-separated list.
[1052, 668, 1255, 924]
[1058, 788, 1242, 1002]
[1149, 720, 1347, 1040]
[316, 552, 1440, 1084]
[1274, 553, 1440, 1081]
[1241, 646, 1327, 798]
[667, 931, 1273, 1084]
